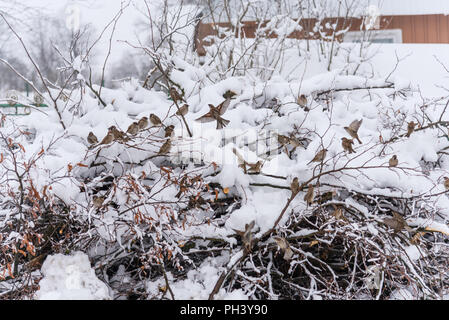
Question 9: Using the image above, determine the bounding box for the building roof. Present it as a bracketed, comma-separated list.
[375, 0, 449, 16]
[200, 0, 449, 24]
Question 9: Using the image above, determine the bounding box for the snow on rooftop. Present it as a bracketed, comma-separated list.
[201, 0, 449, 23]
[375, 0, 449, 16]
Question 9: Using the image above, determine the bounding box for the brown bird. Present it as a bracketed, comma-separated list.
[158, 139, 172, 155]
[341, 137, 355, 154]
[290, 177, 300, 195]
[443, 177, 449, 190]
[195, 102, 230, 130]
[405, 121, 416, 138]
[164, 125, 175, 137]
[303, 184, 315, 206]
[277, 134, 290, 146]
[150, 113, 162, 126]
[247, 161, 263, 173]
[233, 220, 255, 253]
[87, 132, 98, 145]
[389, 155, 398, 167]
[126, 122, 139, 135]
[99, 132, 115, 145]
[307, 148, 327, 165]
[297, 94, 307, 108]
[175, 104, 189, 117]
[169, 87, 183, 104]
[108, 126, 128, 142]
[93, 196, 105, 208]
[383, 211, 412, 233]
[273, 236, 294, 261]
[137, 116, 149, 130]
[344, 119, 363, 144]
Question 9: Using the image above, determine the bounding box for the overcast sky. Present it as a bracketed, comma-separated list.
[21, 0, 146, 65]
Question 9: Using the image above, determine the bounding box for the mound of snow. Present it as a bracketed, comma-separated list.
[34, 251, 111, 300]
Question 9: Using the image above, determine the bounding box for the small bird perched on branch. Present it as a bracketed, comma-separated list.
[344, 119, 363, 144]
[233, 220, 255, 253]
[87, 132, 98, 145]
[126, 122, 139, 135]
[307, 148, 327, 165]
[150, 113, 162, 126]
[137, 116, 149, 130]
[158, 139, 172, 155]
[303, 184, 315, 206]
[341, 137, 355, 154]
[290, 177, 300, 195]
[99, 132, 114, 145]
[108, 126, 129, 142]
[277, 134, 290, 146]
[164, 125, 175, 138]
[176, 104, 189, 117]
[93, 196, 105, 208]
[389, 155, 398, 167]
[247, 160, 263, 174]
[297, 94, 308, 110]
[383, 211, 412, 233]
[169, 87, 183, 104]
[405, 121, 416, 138]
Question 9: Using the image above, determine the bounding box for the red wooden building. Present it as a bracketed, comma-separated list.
[194, 1, 449, 56]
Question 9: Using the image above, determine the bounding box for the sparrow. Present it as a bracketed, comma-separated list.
[158, 139, 172, 155]
[164, 125, 175, 137]
[108, 126, 129, 142]
[290, 177, 300, 195]
[383, 211, 412, 233]
[303, 184, 315, 206]
[307, 148, 327, 165]
[233, 220, 255, 253]
[150, 113, 162, 126]
[169, 87, 183, 104]
[87, 132, 98, 145]
[93, 196, 105, 208]
[99, 132, 115, 145]
[443, 177, 449, 190]
[247, 161, 263, 173]
[344, 119, 363, 144]
[137, 116, 149, 130]
[405, 121, 416, 138]
[175, 104, 189, 117]
[195, 103, 230, 130]
[273, 236, 294, 261]
[297, 94, 307, 108]
[277, 134, 291, 146]
[389, 155, 398, 167]
[126, 122, 139, 135]
[341, 137, 355, 154]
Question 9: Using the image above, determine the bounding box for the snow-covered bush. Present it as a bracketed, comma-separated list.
[1, 0, 449, 300]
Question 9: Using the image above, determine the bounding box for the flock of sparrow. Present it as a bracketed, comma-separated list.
[85, 88, 239, 156]
[84, 89, 429, 182]
[83, 88, 449, 211]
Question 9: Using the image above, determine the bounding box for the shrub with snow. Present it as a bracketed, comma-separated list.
[1, 0, 449, 300]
